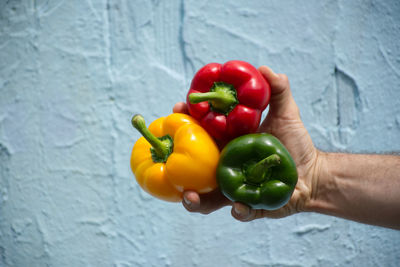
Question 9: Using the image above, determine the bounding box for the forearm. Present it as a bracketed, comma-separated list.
[308, 151, 400, 229]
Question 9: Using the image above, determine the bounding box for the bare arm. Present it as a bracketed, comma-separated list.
[308, 152, 400, 229]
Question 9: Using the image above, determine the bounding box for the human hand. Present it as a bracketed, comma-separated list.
[173, 66, 320, 221]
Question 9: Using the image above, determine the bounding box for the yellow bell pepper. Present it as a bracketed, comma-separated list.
[130, 113, 220, 202]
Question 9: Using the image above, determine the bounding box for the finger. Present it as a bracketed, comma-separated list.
[173, 102, 189, 114]
[258, 66, 300, 119]
[231, 202, 290, 221]
[258, 65, 286, 95]
[231, 202, 261, 222]
[182, 190, 201, 211]
[182, 189, 231, 215]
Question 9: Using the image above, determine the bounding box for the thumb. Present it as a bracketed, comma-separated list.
[258, 66, 300, 119]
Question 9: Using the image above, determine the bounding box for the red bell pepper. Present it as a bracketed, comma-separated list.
[187, 60, 271, 145]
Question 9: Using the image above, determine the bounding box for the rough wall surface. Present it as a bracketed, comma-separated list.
[1, 0, 400, 266]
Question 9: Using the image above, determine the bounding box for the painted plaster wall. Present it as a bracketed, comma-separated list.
[1, 0, 400, 266]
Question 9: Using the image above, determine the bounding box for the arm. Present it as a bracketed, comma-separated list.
[308, 152, 400, 229]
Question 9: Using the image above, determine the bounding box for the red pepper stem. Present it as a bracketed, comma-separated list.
[131, 114, 170, 159]
[246, 154, 281, 184]
[189, 91, 233, 104]
[188, 82, 238, 114]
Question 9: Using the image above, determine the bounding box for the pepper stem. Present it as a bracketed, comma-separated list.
[131, 115, 172, 162]
[246, 154, 281, 185]
[188, 82, 238, 114]
[189, 91, 231, 103]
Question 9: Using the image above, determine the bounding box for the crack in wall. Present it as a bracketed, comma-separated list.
[311, 66, 363, 149]
[0, 143, 11, 205]
[334, 67, 362, 146]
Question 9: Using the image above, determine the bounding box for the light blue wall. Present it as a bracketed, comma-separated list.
[1, 0, 400, 266]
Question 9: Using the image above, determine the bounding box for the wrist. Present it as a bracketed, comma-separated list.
[304, 150, 332, 213]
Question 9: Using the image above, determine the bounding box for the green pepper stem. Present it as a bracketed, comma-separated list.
[131, 114, 170, 159]
[188, 82, 238, 114]
[246, 154, 281, 184]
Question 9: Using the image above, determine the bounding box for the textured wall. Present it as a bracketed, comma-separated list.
[1, 0, 400, 266]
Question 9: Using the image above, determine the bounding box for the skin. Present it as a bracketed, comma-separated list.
[173, 66, 400, 230]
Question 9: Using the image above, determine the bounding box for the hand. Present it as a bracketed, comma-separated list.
[173, 66, 320, 221]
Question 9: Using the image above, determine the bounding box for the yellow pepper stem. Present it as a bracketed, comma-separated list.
[132, 114, 173, 162]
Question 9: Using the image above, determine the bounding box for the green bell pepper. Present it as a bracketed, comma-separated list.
[216, 133, 298, 210]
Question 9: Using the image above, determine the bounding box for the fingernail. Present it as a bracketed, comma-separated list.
[270, 68, 279, 78]
[183, 196, 191, 206]
[234, 205, 247, 217]
[260, 66, 278, 77]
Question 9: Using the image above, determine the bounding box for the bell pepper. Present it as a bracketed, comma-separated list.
[130, 113, 220, 202]
[187, 60, 271, 145]
[216, 133, 298, 210]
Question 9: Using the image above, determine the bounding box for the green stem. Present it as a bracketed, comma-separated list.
[131, 115, 171, 161]
[246, 154, 281, 184]
[189, 91, 232, 103]
[188, 82, 238, 114]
